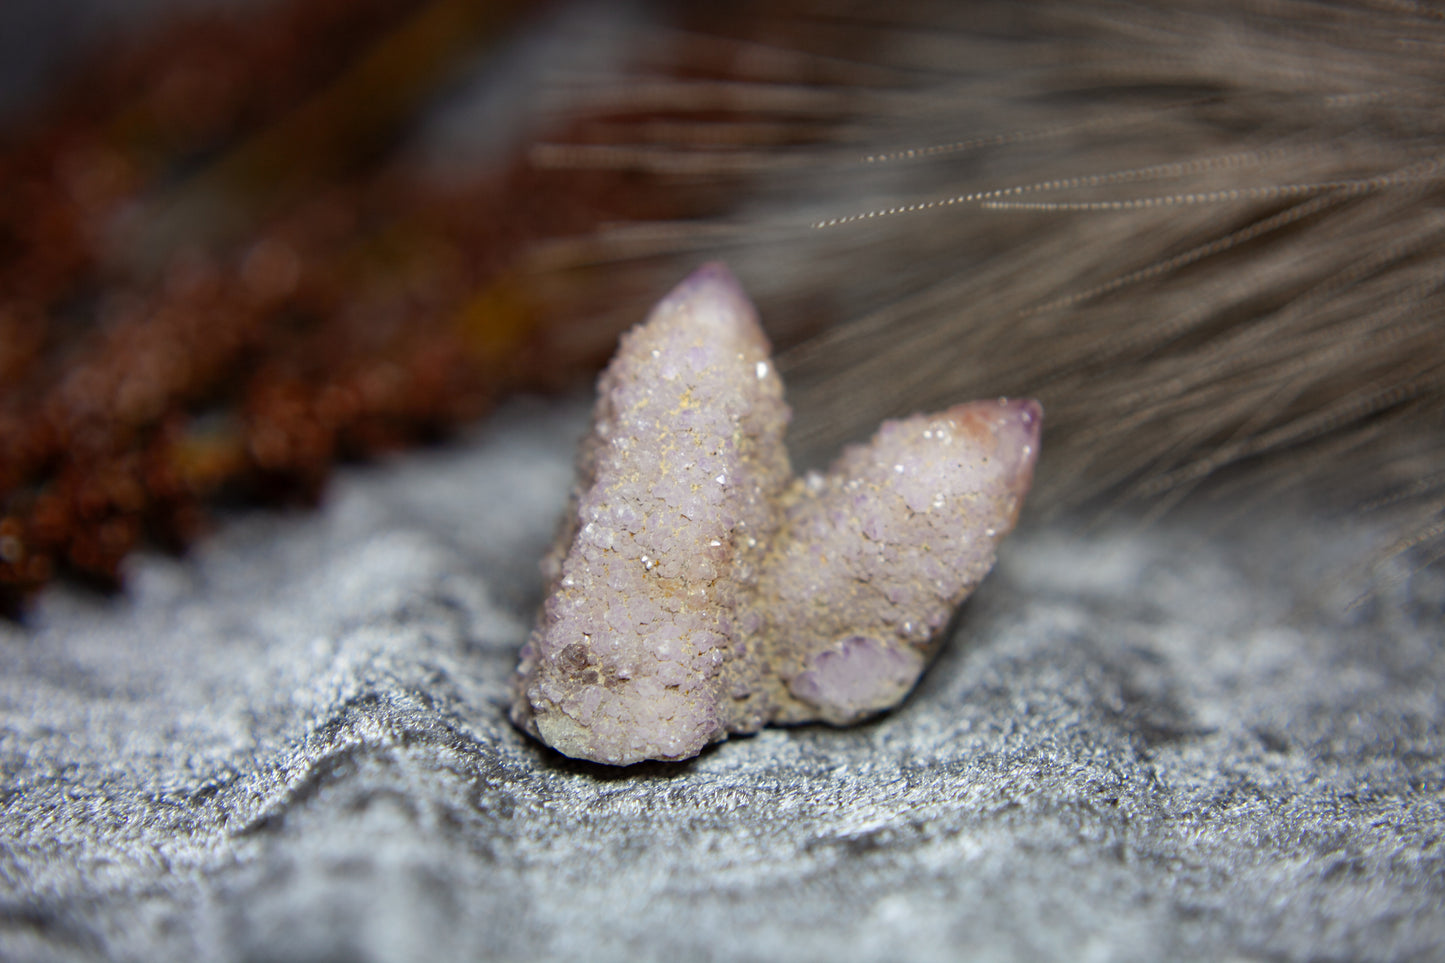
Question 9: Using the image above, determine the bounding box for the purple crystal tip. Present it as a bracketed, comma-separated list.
[942, 397, 1043, 491]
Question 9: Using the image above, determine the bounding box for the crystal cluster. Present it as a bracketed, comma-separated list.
[511, 264, 1040, 764]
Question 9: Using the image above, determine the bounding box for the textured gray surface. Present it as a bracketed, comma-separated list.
[2, 398, 1443, 962]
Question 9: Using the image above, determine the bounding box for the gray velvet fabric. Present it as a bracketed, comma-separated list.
[2, 399, 1441, 962]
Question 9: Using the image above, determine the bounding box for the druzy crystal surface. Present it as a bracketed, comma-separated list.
[510, 264, 1040, 764]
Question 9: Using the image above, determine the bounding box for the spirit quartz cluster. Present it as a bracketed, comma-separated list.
[511, 264, 1040, 765]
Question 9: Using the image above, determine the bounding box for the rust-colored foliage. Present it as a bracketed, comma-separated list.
[0, 0, 831, 610]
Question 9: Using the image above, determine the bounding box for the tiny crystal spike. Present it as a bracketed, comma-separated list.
[511, 264, 1040, 764]
[510, 264, 792, 765]
[759, 400, 1042, 726]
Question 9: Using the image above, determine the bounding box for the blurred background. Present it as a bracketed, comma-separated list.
[2, 0, 1443, 612]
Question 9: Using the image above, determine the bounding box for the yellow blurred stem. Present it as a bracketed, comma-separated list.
[452, 272, 542, 366]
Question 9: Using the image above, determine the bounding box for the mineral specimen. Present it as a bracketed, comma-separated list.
[510, 263, 1040, 764]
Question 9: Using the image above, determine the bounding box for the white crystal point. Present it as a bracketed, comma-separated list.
[510, 262, 792, 765]
[511, 264, 1041, 764]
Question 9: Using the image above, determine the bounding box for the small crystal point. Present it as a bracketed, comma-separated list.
[511, 264, 1041, 764]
